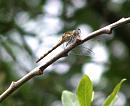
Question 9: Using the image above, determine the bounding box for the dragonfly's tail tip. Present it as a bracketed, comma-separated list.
[36, 56, 45, 63]
[36, 59, 40, 63]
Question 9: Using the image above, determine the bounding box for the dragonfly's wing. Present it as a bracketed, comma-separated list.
[66, 36, 77, 47]
[80, 45, 94, 56]
[93, 34, 113, 42]
[74, 34, 112, 57]
[68, 44, 94, 57]
[63, 34, 94, 57]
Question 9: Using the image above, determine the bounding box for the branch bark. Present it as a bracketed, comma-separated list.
[0, 17, 130, 102]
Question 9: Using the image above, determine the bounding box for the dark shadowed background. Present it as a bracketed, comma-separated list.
[0, 0, 130, 106]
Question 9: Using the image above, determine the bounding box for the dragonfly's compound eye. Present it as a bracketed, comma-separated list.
[77, 28, 81, 34]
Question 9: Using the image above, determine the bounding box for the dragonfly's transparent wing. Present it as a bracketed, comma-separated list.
[68, 44, 94, 57]
[66, 36, 77, 47]
[80, 45, 94, 56]
[62, 35, 77, 49]
[93, 33, 113, 43]
[62, 34, 94, 57]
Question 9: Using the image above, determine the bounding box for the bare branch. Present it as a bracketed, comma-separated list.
[0, 17, 130, 102]
[0, 68, 43, 102]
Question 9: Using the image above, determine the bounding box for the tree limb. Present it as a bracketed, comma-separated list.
[0, 17, 130, 102]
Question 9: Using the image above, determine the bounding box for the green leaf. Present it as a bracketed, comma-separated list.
[62, 90, 80, 106]
[103, 79, 126, 106]
[76, 75, 93, 106]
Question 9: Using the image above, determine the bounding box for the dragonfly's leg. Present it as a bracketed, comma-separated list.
[66, 41, 71, 47]
[67, 35, 81, 47]
[66, 36, 74, 47]
[66, 34, 81, 47]
[76, 34, 81, 40]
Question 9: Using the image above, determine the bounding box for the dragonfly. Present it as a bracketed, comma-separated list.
[36, 28, 81, 63]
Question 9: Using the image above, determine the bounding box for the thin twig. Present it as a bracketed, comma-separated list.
[0, 17, 130, 102]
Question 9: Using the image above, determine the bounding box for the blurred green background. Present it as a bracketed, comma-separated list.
[0, 0, 130, 106]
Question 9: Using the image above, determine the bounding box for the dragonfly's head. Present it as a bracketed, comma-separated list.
[74, 28, 81, 36]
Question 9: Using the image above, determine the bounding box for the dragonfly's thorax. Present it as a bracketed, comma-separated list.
[62, 29, 81, 42]
[62, 31, 74, 42]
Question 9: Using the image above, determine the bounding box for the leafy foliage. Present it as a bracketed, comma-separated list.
[103, 79, 126, 106]
[62, 90, 80, 106]
[76, 75, 93, 106]
[62, 75, 126, 106]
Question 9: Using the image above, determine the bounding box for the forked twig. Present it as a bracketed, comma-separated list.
[0, 17, 130, 102]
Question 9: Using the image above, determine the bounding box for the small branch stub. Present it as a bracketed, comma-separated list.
[103, 26, 112, 34]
